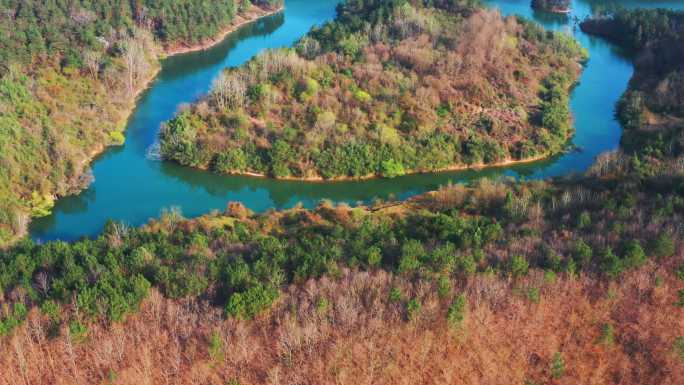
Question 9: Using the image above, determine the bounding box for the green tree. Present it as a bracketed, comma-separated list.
[406, 298, 421, 321]
[551, 352, 565, 379]
[381, 159, 406, 178]
[623, 240, 647, 269]
[508, 255, 529, 278]
[650, 233, 675, 259]
[398, 240, 424, 273]
[447, 294, 467, 329]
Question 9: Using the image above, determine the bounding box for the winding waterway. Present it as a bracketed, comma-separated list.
[30, 0, 684, 241]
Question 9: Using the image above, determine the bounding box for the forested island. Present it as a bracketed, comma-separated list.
[160, 0, 586, 180]
[1, 1, 684, 384]
[0, 0, 283, 246]
[531, 0, 571, 14]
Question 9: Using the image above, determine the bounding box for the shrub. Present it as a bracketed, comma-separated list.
[398, 239, 424, 273]
[544, 270, 557, 284]
[599, 323, 615, 346]
[381, 159, 406, 178]
[508, 255, 529, 278]
[576, 211, 591, 229]
[600, 247, 623, 279]
[527, 287, 540, 303]
[650, 233, 675, 258]
[617, 91, 646, 130]
[542, 246, 563, 272]
[573, 239, 593, 267]
[354, 89, 372, 103]
[40, 300, 61, 322]
[406, 298, 421, 321]
[208, 331, 224, 361]
[437, 275, 452, 298]
[623, 240, 647, 269]
[366, 246, 383, 267]
[674, 336, 684, 361]
[389, 287, 403, 303]
[428, 243, 457, 272]
[297, 77, 320, 101]
[551, 352, 565, 379]
[0, 303, 28, 336]
[447, 294, 467, 329]
[269, 140, 295, 178]
[677, 290, 684, 308]
[676, 262, 684, 281]
[69, 320, 88, 343]
[109, 131, 126, 145]
[454, 254, 477, 276]
[316, 297, 330, 315]
[211, 149, 248, 173]
[225, 284, 279, 319]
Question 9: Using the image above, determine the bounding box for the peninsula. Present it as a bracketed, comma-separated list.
[160, 0, 587, 180]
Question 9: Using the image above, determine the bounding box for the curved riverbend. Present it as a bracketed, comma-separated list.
[30, 0, 684, 241]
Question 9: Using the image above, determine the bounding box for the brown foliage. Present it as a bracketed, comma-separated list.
[2, 259, 683, 385]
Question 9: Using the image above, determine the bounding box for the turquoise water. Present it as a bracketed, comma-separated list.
[30, 0, 684, 241]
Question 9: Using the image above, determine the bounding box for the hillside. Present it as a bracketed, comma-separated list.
[581, 9, 684, 175]
[0, 0, 283, 246]
[160, 0, 587, 180]
[1, 169, 683, 383]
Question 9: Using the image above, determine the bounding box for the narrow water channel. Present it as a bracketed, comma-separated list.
[30, 0, 684, 241]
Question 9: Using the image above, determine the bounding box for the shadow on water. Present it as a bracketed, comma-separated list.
[161, 12, 286, 79]
[158, 150, 564, 209]
[532, 8, 571, 25]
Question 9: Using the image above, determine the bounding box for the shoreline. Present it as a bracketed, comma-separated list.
[191, 152, 554, 183]
[43, 5, 284, 215]
[164, 6, 284, 56]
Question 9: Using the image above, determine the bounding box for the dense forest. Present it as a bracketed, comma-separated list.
[160, 0, 586, 180]
[1, 2, 684, 384]
[0, 142, 684, 384]
[0, 0, 283, 247]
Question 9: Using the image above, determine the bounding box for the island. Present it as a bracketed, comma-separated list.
[532, 0, 571, 14]
[160, 0, 587, 180]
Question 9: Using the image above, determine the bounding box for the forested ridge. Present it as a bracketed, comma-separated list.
[0, 0, 282, 246]
[160, 0, 587, 180]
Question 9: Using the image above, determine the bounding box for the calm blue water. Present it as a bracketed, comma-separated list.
[30, 0, 684, 241]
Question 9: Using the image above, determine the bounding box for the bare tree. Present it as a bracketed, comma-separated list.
[121, 33, 149, 95]
[12, 210, 29, 238]
[297, 36, 321, 59]
[212, 72, 247, 110]
[83, 50, 102, 80]
[34, 271, 51, 296]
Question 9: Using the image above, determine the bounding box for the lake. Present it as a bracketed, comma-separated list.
[30, 0, 684, 241]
